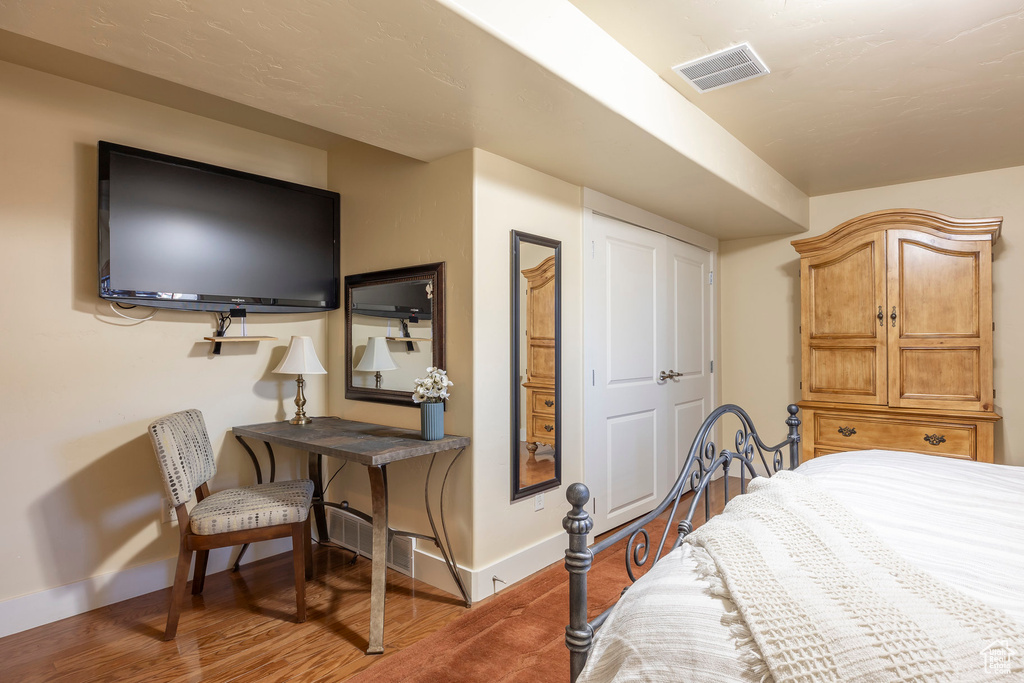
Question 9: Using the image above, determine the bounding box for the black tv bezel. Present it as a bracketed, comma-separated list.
[97, 141, 341, 314]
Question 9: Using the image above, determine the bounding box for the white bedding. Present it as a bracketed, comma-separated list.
[578, 450, 1024, 683]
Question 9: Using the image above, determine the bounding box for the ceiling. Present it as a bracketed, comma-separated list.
[569, 0, 1024, 196]
[1, 0, 1021, 237]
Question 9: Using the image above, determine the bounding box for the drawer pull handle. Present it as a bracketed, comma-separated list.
[544, 424, 554, 432]
[923, 434, 946, 446]
[544, 399, 554, 407]
[837, 426, 857, 437]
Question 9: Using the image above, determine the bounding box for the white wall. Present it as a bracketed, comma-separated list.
[721, 165, 1024, 466]
[0, 60, 329, 631]
[325, 139, 475, 571]
[471, 149, 583, 578]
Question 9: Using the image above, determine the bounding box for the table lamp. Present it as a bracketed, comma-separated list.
[274, 336, 327, 425]
[355, 337, 398, 389]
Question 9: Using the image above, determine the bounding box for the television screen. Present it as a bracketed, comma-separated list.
[350, 280, 433, 321]
[98, 141, 340, 313]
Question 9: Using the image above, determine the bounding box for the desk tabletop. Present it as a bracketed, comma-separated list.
[232, 417, 470, 466]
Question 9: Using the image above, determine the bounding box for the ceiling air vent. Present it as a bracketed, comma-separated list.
[672, 43, 769, 93]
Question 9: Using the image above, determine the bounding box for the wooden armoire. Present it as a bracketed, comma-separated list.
[792, 209, 1001, 463]
[522, 255, 557, 460]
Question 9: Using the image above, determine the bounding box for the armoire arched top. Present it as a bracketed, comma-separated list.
[792, 208, 1002, 257]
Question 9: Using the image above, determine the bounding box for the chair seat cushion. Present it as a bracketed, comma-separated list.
[190, 479, 314, 535]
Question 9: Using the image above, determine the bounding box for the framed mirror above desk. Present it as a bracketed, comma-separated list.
[511, 232, 561, 501]
[345, 262, 445, 406]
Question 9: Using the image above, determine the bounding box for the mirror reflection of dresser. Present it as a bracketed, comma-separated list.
[522, 255, 557, 460]
[511, 232, 561, 501]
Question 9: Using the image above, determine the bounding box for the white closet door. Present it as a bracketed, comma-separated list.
[584, 212, 713, 535]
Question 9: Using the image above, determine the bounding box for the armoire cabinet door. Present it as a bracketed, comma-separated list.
[801, 233, 888, 404]
[886, 230, 993, 411]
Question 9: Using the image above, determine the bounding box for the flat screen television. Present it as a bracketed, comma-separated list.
[98, 141, 340, 313]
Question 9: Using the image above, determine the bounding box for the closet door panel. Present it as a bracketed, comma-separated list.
[886, 231, 992, 411]
[801, 234, 887, 404]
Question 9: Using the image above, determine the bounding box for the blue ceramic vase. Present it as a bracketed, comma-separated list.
[420, 401, 444, 441]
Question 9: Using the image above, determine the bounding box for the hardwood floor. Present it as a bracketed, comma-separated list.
[1, 544, 473, 682]
[2, 478, 738, 682]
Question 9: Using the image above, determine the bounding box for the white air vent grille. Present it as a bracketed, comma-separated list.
[327, 507, 414, 576]
[672, 43, 769, 93]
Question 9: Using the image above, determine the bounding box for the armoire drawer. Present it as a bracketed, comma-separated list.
[531, 391, 556, 415]
[529, 415, 556, 441]
[815, 414, 975, 459]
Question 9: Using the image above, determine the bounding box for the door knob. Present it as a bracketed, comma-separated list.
[659, 370, 683, 382]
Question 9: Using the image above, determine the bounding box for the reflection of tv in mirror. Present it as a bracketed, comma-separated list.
[351, 280, 433, 322]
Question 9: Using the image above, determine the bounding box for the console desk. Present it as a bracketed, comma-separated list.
[231, 417, 470, 654]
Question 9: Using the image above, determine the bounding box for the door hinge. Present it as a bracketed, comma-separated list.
[799, 325, 801, 333]
[993, 321, 995, 331]
[592, 240, 595, 259]
[800, 381, 803, 389]
[994, 389, 997, 398]
[710, 360, 714, 373]
[708, 272, 713, 285]
[592, 369, 595, 386]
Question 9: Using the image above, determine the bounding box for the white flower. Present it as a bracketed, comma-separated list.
[412, 366, 453, 404]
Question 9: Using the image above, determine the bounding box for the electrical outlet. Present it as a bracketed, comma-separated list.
[162, 498, 177, 525]
[534, 493, 544, 511]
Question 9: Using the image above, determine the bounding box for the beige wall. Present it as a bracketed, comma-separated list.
[472, 149, 583, 569]
[0, 60, 330, 603]
[721, 165, 1024, 466]
[325, 140, 474, 557]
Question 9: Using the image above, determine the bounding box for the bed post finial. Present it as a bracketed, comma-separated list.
[565, 483, 594, 683]
[786, 404, 801, 469]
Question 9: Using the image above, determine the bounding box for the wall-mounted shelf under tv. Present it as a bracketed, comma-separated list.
[385, 337, 431, 342]
[203, 336, 278, 343]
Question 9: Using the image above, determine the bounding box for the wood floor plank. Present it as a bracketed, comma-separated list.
[2, 478, 735, 682]
[0, 544, 470, 683]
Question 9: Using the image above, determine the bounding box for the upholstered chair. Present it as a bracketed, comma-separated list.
[149, 409, 314, 640]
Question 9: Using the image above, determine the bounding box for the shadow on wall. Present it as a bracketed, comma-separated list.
[778, 251, 800, 400]
[254, 343, 291, 422]
[27, 387, 296, 612]
[30, 432, 175, 602]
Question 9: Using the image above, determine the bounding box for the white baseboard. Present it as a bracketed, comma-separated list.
[411, 531, 565, 604]
[0, 538, 291, 639]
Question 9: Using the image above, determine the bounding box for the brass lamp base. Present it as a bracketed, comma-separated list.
[289, 374, 313, 425]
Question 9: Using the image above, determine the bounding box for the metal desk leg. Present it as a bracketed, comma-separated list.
[425, 447, 471, 607]
[308, 452, 330, 543]
[232, 435, 271, 571]
[367, 464, 388, 655]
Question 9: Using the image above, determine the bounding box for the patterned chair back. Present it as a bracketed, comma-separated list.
[149, 409, 218, 507]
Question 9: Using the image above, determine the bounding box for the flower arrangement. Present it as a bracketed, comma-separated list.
[412, 366, 453, 404]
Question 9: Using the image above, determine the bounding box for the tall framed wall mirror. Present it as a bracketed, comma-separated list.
[345, 262, 445, 406]
[511, 232, 561, 501]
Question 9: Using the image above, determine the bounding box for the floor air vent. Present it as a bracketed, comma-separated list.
[326, 507, 414, 577]
[672, 43, 769, 93]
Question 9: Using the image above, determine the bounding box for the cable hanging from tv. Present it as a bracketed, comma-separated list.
[108, 302, 156, 323]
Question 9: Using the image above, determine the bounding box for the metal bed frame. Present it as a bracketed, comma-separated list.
[562, 404, 802, 682]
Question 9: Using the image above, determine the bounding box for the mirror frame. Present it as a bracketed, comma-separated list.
[511, 231, 561, 501]
[345, 262, 446, 407]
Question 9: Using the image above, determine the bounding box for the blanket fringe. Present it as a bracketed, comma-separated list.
[691, 546, 773, 683]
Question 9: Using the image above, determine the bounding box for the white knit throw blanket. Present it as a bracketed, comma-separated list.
[684, 471, 1024, 682]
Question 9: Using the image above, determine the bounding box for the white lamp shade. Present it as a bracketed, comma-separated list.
[355, 337, 399, 372]
[273, 336, 327, 375]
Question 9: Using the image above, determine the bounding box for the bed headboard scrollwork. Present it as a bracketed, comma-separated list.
[564, 404, 801, 682]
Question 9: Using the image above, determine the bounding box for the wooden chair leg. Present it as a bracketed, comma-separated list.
[191, 550, 210, 595]
[304, 516, 313, 581]
[292, 521, 307, 623]
[165, 541, 193, 640]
